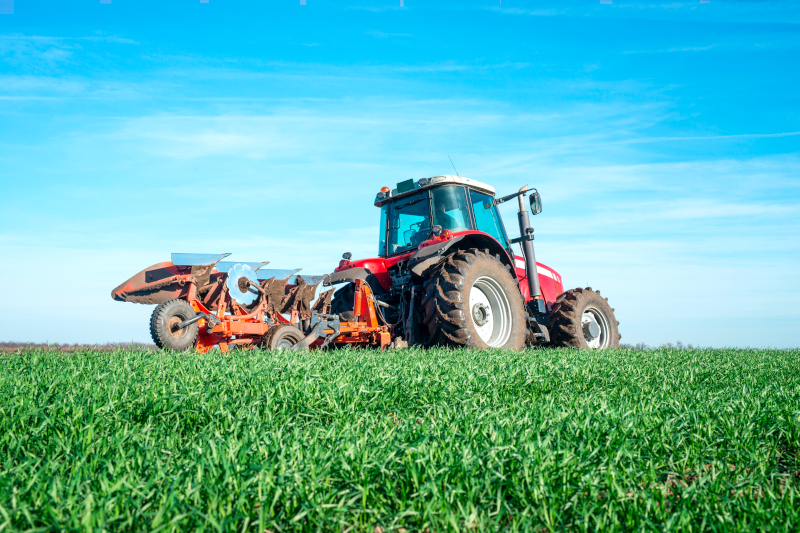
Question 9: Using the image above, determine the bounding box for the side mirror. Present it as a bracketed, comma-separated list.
[529, 190, 542, 215]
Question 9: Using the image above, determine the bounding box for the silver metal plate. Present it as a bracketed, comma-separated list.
[216, 261, 269, 274]
[255, 268, 301, 281]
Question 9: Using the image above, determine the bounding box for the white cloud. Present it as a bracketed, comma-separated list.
[0, 33, 138, 71]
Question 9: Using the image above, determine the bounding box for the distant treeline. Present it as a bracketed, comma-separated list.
[0, 342, 157, 353]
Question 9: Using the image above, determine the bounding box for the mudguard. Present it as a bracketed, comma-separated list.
[407, 236, 465, 277]
[323, 267, 370, 286]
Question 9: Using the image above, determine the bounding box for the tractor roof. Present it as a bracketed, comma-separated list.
[375, 175, 495, 207]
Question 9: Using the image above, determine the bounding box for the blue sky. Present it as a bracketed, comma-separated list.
[1, 0, 798, 347]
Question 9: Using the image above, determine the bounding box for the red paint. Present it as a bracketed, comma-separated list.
[383, 253, 412, 268]
[335, 257, 393, 291]
[513, 255, 564, 309]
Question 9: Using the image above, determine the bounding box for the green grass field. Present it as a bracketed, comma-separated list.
[1, 347, 799, 532]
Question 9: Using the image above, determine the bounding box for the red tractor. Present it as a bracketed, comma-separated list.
[112, 175, 619, 351]
[325, 175, 619, 350]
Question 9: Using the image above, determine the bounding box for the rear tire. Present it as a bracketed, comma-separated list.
[262, 324, 305, 351]
[150, 299, 199, 351]
[420, 249, 526, 349]
[549, 288, 620, 349]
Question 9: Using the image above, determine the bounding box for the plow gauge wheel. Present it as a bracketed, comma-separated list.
[150, 299, 199, 351]
[263, 325, 306, 351]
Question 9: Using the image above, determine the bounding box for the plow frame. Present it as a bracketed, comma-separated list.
[323, 279, 391, 349]
[188, 278, 390, 353]
[112, 255, 395, 353]
[188, 277, 292, 354]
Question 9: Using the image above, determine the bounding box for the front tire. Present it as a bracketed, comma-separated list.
[150, 299, 199, 351]
[421, 249, 527, 349]
[549, 288, 620, 348]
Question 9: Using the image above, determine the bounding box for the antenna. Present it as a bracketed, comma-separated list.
[447, 156, 460, 177]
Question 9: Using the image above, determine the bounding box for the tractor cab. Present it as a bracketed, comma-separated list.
[374, 175, 510, 258]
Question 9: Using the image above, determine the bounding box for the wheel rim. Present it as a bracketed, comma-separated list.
[167, 315, 189, 339]
[275, 335, 297, 350]
[581, 306, 610, 349]
[469, 276, 512, 347]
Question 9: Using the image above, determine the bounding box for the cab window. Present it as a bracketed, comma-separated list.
[430, 186, 472, 232]
[378, 204, 388, 256]
[387, 190, 431, 254]
[469, 189, 508, 246]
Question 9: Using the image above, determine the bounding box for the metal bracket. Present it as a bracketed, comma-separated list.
[177, 312, 223, 331]
[176, 313, 205, 330]
[291, 311, 341, 350]
[201, 313, 222, 334]
[527, 299, 546, 315]
[509, 234, 534, 244]
[484, 189, 527, 209]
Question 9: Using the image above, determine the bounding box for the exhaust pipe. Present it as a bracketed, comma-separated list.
[516, 185, 545, 314]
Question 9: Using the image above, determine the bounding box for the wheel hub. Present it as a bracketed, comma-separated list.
[275, 339, 295, 350]
[472, 302, 491, 326]
[237, 276, 251, 293]
[582, 319, 600, 340]
[469, 276, 512, 347]
[168, 316, 187, 338]
[581, 306, 610, 349]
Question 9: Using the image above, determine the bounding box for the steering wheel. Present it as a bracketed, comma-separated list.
[412, 221, 432, 246]
[403, 221, 431, 247]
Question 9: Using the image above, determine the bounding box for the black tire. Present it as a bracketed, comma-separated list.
[549, 288, 620, 349]
[262, 324, 305, 351]
[420, 249, 527, 349]
[150, 299, 199, 351]
[330, 283, 356, 322]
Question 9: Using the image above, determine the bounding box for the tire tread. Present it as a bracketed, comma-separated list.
[150, 299, 199, 351]
[549, 288, 620, 348]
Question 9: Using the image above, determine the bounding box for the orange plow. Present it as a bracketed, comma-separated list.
[111, 254, 392, 352]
